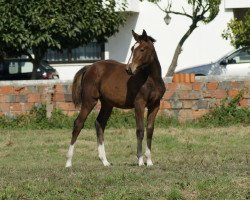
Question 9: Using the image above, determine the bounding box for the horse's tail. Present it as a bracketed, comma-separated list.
[72, 65, 91, 107]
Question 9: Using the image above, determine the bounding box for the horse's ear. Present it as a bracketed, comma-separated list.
[142, 29, 148, 41]
[132, 30, 140, 42]
[142, 29, 147, 37]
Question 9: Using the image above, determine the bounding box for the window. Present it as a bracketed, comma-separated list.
[21, 62, 33, 73]
[45, 42, 104, 63]
[8, 62, 19, 74]
[228, 47, 250, 64]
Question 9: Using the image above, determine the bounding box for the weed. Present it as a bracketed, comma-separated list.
[196, 90, 250, 127]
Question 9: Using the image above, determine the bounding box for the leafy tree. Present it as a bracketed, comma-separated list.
[222, 10, 250, 48]
[140, 0, 221, 76]
[0, 0, 127, 78]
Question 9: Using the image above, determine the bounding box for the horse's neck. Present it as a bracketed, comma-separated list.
[149, 55, 162, 80]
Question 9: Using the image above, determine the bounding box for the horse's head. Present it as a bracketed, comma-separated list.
[126, 30, 156, 75]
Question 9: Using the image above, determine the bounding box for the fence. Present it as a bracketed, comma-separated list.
[0, 76, 249, 121]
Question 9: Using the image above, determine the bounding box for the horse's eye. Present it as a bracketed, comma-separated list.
[140, 48, 145, 52]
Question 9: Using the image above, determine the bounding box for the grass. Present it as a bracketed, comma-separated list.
[0, 126, 249, 199]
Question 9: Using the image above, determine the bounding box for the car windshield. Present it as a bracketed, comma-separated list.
[214, 49, 236, 63]
[41, 65, 54, 70]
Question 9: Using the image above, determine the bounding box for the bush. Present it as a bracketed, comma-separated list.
[196, 90, 250, 127]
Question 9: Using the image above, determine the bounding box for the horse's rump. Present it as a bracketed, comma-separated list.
[72, 65, 91, 107]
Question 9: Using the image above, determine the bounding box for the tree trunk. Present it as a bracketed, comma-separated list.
[165, 23, 197, 77]
[31, 48, 45, 80]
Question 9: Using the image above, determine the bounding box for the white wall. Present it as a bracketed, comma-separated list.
[107, 0, 234, 76]
[55, 0, 235, 80]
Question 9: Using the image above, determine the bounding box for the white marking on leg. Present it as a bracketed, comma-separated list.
[65, 144, 75, 168]
[145, 146, 153, 167]
[138, 156, 144, 166]
[98, 143, 110, 166]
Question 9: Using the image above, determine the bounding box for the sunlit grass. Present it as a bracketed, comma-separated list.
[0, 127, 249, 199]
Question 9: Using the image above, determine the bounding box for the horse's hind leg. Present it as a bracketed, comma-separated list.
[65, 101, 97, 168]
[95, 102, 113, 166]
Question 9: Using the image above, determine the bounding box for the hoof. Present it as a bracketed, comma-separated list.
[103, 161, 111, 167]
[138, 156, 144, 166]
[65, 160, 72, 168]
[146, 160, 153, 167]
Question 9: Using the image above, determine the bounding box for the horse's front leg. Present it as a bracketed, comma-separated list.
[95, 102, 113, 166]
[146, 102, 160, 166]
[135, 103, 146, 166]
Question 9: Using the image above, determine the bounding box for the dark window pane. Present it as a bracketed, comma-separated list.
[45, 42, 103, 63]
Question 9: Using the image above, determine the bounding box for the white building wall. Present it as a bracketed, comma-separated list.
[55, 0, 243, 80]
[225, 0, 250, 9]
[107, 0, 234, 76]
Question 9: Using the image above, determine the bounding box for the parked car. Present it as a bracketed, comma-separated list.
[175, 47, 250, 76]
[0, 59, 59, 80]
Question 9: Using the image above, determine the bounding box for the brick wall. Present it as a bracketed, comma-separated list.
[0, 77, 249, 121]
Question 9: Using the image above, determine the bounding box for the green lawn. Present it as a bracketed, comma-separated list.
[0, 127, 249, 199]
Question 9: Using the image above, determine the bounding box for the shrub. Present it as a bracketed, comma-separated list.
[196, 90, 250, 127]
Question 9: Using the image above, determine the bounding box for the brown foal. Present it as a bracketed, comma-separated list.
[66, 30, 166, 167]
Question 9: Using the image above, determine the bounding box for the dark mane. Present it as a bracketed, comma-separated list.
[138, 35, 156, 43]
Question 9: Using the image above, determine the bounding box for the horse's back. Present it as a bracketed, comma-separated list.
[92, 59, 126, 74]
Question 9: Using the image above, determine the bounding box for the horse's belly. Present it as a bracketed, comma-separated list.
[101, 89, 134, 109]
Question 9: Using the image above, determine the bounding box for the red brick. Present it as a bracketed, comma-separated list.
[53, 93, 65, 102]
[212, 90, 227, 99]
[228, 90, 239, 97]
[182, 100, 194, 109]
[239, 99, 249, 107]
[178, 91, 190, 99]
[207, 82, 218, 90]
[160, 101, 171, 109]
[163, 90, 176, 100]
[231, 81, 239, 89]
[22, 103, 35, 111]
[0, 95, 6, 102]
[178, 109, 193, 122]
[172, 73, 180, 83]
[0, 86, 14, 94]
[192, 109, 209, 119]
[54, 84, 64, 93]
[244, 81, 250, 88]
[179, 83, 192, 90]
[28, 94, 41, 103]
[189, 91, 202, 99]
[193, 82, 203, 91]
[165, 83, 178, 91]
[243, 92, 250, 99]
[10, 103, 23, 112]
[203, 91, 212, 98]
[0, 103, 10, 112]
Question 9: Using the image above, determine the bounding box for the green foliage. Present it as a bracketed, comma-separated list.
[222, 10, 250, 48]
[0, 0, 127, 70]
[197, 90, 250, 127]
[140, 0, 221, 24]
[0, 105, 176, 130]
